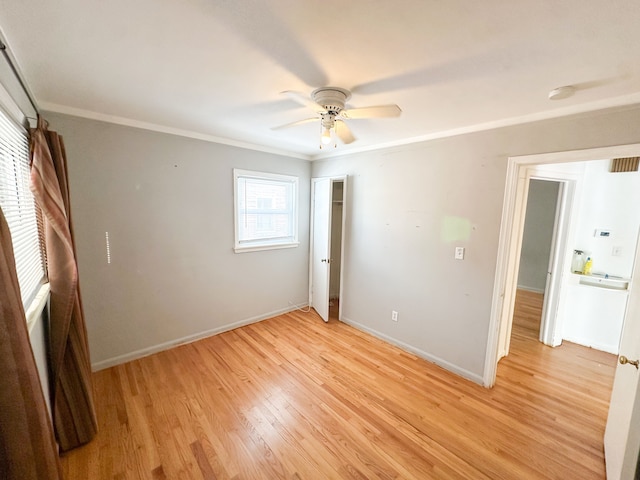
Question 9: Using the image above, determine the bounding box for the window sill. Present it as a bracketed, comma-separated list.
[26, 282, 50, 334]
[234, 242, 299, 254]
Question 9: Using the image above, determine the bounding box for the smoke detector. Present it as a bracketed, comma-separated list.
[548, 85, 575, 100]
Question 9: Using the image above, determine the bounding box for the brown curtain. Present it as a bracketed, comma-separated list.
[30, 116, 97, 452]
[0, 207, 62, 479]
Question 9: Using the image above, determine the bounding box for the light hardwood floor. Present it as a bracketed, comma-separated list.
[512, 289, 546, 339]
[61, 296, 616, 479]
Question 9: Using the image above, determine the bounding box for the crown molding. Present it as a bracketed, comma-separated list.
[40, 101, 312, 161]
[312, 92, 640, 161]
[39, 91, 640, 163]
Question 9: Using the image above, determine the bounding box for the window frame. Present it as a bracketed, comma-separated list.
[233, 169, 299, 253]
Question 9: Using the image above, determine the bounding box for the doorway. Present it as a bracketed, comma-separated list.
[310, 176, 347, 322]
[486, 143, 640, 479]
[329, 181, 344, 319]
[487, 144, 640, 385]
[512, 179, 561, 343]
[494, 166, 576, 362]
[498, 159, 640, 363]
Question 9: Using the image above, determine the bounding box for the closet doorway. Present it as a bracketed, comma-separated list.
[309, 176, 347, 322]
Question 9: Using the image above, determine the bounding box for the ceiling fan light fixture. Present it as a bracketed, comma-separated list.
[319, 127, 337, 149]
[319, 112, 337, 149]
[321, 127, 333, 145]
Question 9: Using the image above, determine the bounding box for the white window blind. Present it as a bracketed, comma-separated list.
[0, 108, 46, 307]
[234, 169, 299, 252]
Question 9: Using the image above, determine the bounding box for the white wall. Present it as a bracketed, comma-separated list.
[517, 179, 559, 292]
[312, 106, 640, 383]
[559, 159, 640, 353]
[561, 284, 627, 353]
[45, 112, 311, 369]
[572, 160, 640, 279]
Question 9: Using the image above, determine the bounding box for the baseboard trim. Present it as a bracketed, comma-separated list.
[91, 305, 306, 371]
[340, 316, 484, 386]
[561, 335, 619, 355]
[516, 285, 546, 294]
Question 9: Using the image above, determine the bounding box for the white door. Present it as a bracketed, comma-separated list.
[539, 181, 566, 347]
[310, 178, 332, 322]
[605, 234, 640, 479]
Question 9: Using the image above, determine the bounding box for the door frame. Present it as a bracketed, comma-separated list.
[309, 175, 348, 321]
[493, 168, 579, 361]
[484, 143, 640, 387]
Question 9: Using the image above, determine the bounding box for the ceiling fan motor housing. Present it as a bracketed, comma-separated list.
[312, 87, 351, 114]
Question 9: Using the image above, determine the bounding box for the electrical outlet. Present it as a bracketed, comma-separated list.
[391, 310, 398, 322]
[455, 247, 465, 260]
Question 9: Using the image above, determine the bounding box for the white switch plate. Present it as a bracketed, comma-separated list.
[612, 246, 622, 256]
[391, 310, 398, 322]
[455, 247, 465, 260]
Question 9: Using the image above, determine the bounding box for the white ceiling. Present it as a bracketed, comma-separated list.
[1, 0, 640, 159]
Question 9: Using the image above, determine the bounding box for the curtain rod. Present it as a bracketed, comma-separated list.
[0, 39, 39, 115]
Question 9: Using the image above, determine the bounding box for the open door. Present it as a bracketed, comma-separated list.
[538, 179, 571, 347]
[310, 177, 331, 322]
[604, 232, 640, 479]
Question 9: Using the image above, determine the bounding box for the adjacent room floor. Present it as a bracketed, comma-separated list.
[60, 297, 616, 479]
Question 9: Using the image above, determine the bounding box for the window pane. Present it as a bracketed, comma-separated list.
[234, 170, 298, 251]
[0, 109, 46, 306]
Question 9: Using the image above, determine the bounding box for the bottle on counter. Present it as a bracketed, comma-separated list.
[582, 257, 593, 275]
[571, 250, 585, 273]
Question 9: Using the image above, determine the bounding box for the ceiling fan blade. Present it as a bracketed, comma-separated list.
[335, 120, 356, 144]
[281, 91, 327, 113]
[271, 117, 318, 130]
[341, 104, 402, 119]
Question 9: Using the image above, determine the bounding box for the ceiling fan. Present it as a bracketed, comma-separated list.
[272, 87, 401, 148]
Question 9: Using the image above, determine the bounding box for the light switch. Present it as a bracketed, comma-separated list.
[455, 247, 465, 260]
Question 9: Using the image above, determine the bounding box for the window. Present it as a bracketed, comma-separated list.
[234, 169, 298, 252]
[0, 107, 46, 307]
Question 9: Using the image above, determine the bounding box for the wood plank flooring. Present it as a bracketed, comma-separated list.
[61, 298, 616, 479]
[512, 289, 545, 339]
